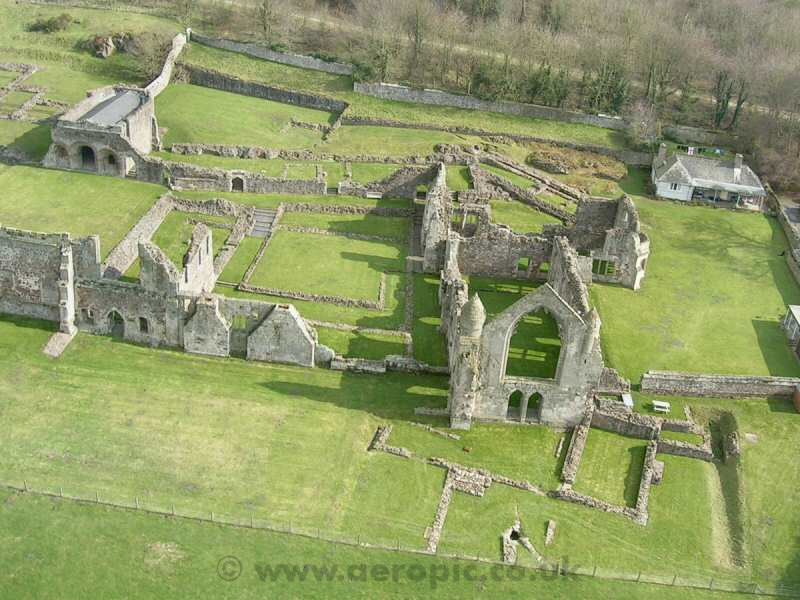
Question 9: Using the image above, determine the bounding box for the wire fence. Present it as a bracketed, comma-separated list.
[3, 479, 799, 597]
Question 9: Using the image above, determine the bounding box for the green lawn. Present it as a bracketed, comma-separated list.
[591, 170, 800, 382]
[1, 490, 751, 600]
[249, 230, 405, 301]
[412, 274, 449, 367]
[0, 90, 34, 113]
[124, 211, 234, 279]
[218, 236, 263, 284]
[279, 212, 408, 241]
[156, 84, 332, 148]
[482, 163, 536, 189]
[0, 120, 52, 160]
[573, 429, 648, 507]
[320, 125, 481, 157]
[446, 165, 472, 191]
[0, 165, 163, 259]
[315, 326, 407, 360]
[490, 199, 562, 234]
[180, 42, 628, 151]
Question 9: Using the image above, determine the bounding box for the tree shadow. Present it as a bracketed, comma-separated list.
[751, 319, 800, 377]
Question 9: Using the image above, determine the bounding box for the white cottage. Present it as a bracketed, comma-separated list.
[651, 144, 766, 210]
[783, 305, 800, 345]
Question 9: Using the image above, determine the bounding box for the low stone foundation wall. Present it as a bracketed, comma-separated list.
[560, 418, 590, 485]
[180, 65, 347, 114]
[190, 32, 354, 76]
[656, 439, 714, 462]
[282, 203, 413, 218]
[590, 408, 660, 440]
[641, 370, 800, 398]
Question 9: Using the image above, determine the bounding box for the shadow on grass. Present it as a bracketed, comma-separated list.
[9, 122, 52, 161]
[751, 319, 800, 377]
[623, 445, 647, 508]
[260, 373, 449, 422]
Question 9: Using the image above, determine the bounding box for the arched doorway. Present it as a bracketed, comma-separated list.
[505, 309, 561, 380]
[231, 177, 244, 192]
[52, 145, 69, 167]
[108, 310, 124, 338]
[79, 146, 96, 171]
[507, 390, 524, 420]
[526, 392, 543, 422]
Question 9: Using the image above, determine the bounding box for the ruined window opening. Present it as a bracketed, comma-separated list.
[592, 260, 616, 276]
[232, 177, 244, 192]
[505, 309, 561, 380]
[107, 153, 117, 166]
[539, 262, 550, 274]
[81, 308, 95, 325]
[517, 257, 530, 274]
[184, 268, 189, 283]
[139, 317, 149, 333]
[108, 310, 124, 338]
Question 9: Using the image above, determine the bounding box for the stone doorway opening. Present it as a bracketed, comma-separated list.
[108, 310, 124, 338]
[80, 146, 96, 171]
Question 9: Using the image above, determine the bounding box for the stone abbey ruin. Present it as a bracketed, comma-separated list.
[1, 24, 772, 554]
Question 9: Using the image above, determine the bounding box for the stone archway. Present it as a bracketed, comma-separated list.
[231, 177, 244, 192]
[52, 144, 69, 168]
[108, 310, 124, 338]
[79, 146, 96, 171]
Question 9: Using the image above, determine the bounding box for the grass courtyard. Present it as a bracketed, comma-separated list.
[156, 84, 333, 149]
[592, 170, 800, 382]
[0, 165, 163, 259]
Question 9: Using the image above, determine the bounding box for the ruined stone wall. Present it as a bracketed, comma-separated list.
[183, 294, 231, 357]
[165, 160, 326, 195]
[176, 224, 217, 296]
[180, 66, 347, 113]
[353, 82, 628, 131]
[0, 227, 91, 332]
[190, 33, 354, 76]
[547, 237, 591, 315]
[641, 370, 800, 398]
[421, 163, 450, 272]
[75, 278, 182, 347]
[145, 33, 187, 97]
[590, 409, 659, 440]
[338, 165, 437, 200]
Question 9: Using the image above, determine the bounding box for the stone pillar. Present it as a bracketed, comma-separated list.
[57, 236, 76, 334]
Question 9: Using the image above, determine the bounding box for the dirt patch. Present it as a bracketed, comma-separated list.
[144, 542, 186, 573]
[523, 141, 628, 180]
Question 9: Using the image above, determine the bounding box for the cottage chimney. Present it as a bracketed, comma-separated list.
[733, 153, 743, 183]
[657, 143, 667, 165]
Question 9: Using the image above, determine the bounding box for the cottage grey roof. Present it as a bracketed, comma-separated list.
[653, 153, 765, 195]
[79, 90, 143, 126]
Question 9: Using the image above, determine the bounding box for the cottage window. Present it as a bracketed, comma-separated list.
[670, 183, 679, 191]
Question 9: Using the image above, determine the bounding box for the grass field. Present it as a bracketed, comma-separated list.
[319, 125, 481, 157]
[249, 231, 405, 301]
[1, 490, 753, 600]
[490, 199, 562, 234]
[279, 212, 408, 241]
[182, 189, 410, 210]
[591, 170, 800, 382]
[315, 327, 407, 360]
[0, 165, 163, 259]
[180, 42, 629, 151]
[573, 429, 648, 507]
[156, 84, 332, 148]
[412, 274, 449, 367]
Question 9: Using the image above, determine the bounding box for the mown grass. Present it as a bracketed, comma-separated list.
[217, 236, 262, 284]
[490, 199, 562, 234]
[591, 169, 800, 382]
[319, 125, 482, 157]
[279, 212, 408, 241]
[0, 165, 162, 259]
[180, 42, 629, 151]
[315, 327, 407, 360]
[0, 489, 749, 600]
[249, 230, 405, 301]
[573, 429, 648, 508]
[0, 90, 34, 113]
[156, 84, 332, 148]
[412, 274, 449, 367]
[0, 120, 52, 159]
[446, 165, 472, 191]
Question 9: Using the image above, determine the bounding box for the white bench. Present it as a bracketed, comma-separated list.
[652, 400, 671, 414]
